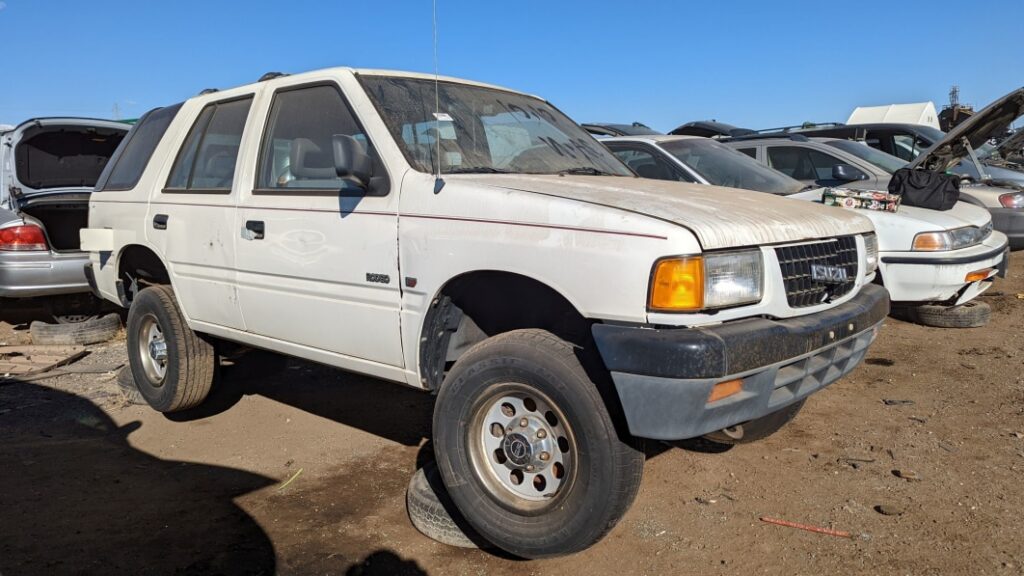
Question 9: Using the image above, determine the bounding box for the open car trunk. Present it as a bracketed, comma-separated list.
[19, 193, 90, 252]
[8, 119, 128, 253]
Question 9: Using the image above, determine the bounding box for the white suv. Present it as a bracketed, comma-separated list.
[81, 67, 888, 558]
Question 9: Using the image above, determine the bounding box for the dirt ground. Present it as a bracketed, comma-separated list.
[2, 253, 1023, 576]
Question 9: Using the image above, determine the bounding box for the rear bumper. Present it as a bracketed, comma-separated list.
[0, 251, 90, 298]
[989, 208, 1024, 250]
[592, 284, 889, 440]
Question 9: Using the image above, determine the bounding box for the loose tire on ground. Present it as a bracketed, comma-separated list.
[433, 329, 644, 559]
[126, 285, 215, 412]
[910, 300, 990, 328]
[115, 366, 146, 405]
[703, 399, 806, 445]
[407, 460, 481, 549]
[30, 313, 121, 346]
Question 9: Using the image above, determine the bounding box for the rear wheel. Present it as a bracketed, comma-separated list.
[433, 329, 643, 558]
[126, 285, 215, 412]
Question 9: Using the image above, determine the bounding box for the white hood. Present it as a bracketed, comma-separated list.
[456, 174, 873, 250]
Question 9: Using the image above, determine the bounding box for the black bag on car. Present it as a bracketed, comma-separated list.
[888, 167, 960, 211]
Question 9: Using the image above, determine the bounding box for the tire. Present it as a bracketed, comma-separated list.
[115, 366, 147, 406]
[407, 460, 481, 549]
[30, 313, 121, 346]
[910, 300, 990, 328]
[432, 329, 644, 559]
[703, 399, 806, 445]
[126, 285, 215, 412]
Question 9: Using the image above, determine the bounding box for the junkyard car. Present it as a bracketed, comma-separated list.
[0, 118, 128, 320]
[763, 88, 1024, 249]
[82, 67, 887, 558]
[603, 134, 1007, 319]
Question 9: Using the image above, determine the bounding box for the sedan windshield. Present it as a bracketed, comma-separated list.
[659, 138, 804, 194]
[359, 76, 632, 176]
[826, 140, 907, 174]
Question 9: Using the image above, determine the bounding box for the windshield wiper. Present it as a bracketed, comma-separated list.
[557, 167, 616, 176]
[445, 166, 511, 174]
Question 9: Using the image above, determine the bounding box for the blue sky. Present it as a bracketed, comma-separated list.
[1, 0, 1021, 131]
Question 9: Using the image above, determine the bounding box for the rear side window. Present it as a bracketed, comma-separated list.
[95, 103, 182, 192]
[737, 147, 756, 159]
[165, 97, 253, 192]
[767, 146, 863, 181]
[256, 84, 387, 194]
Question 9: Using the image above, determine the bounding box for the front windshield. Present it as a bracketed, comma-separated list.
[359, 76, 632, 176]
[826, 140, 906, 174]
[659, 138, 804, 195]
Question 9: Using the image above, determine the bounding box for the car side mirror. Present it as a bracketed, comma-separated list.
[831, 164, 862, 182]
[332, 134, 373, 188]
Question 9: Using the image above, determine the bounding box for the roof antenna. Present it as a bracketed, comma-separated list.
[432, 0, 445, 194]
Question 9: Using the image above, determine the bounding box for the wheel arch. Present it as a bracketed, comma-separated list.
[116, 243, 171, 305]
[418, 269, 593, 391]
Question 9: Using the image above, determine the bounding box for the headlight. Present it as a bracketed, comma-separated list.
[649, 250, 763, 312]
[864, 233, 878, 274]
[912, 224, 991, 252]
[999, 192, 1024, 209]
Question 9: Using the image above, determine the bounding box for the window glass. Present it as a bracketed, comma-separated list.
[737, 147, 756, 158]
[96, 103, 182, 191]
[165, 98, 251, 191]
[610, 146, 693, 182]
[359, 76, 630, 176]
[258, 85, 380, 191]
[892, 134, 929, 161]
[826, 140, 906, 174]
[661, 139, 803, 194]
[767, 146, 863, 181]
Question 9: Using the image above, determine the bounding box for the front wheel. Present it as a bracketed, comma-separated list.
[126, 285, 215, 412]
[433, 329, 643, 558]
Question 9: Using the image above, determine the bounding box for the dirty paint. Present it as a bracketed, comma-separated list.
[461, 174, 874, 250]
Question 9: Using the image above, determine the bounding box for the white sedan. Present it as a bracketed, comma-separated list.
[603, 134, 1009, 326]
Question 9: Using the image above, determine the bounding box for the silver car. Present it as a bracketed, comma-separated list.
[0, 118, 128, 319]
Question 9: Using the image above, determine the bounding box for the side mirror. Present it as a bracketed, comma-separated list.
[831, 164, 862, 182]
[332, 134, 373, 188]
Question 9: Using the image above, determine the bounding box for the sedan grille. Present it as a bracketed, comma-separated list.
[775, 237, 858, 308]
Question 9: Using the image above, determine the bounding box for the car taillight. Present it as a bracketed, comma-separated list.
[999, 192, 1024, 209]
[0, 225, 48, 251]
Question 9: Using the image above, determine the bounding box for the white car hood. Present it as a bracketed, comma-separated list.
[457, 174, 873, 250]
[790, 188, 992, 250]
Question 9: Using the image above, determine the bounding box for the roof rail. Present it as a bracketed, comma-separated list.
[752, 122, 845, 135]
[197, 88, 219, 95]
[258, 72, 289, 82]
[722, 133, 811, 143]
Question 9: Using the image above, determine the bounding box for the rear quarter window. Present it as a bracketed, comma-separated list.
[95, 103, 183, 192]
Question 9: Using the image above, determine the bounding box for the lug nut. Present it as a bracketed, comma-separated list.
[520, 418, 529, 427]
[526, 465, 535, 472]
[540, 451, 550, 461]
[537, 429, 547, 439]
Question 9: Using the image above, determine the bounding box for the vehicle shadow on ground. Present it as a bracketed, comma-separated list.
[0, 381, 278, 576]
[169, 350, 434, 447]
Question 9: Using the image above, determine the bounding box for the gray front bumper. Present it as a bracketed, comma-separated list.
[0, 250, 90, 297]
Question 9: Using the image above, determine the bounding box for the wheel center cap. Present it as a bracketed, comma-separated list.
[503, 433, 533, 466]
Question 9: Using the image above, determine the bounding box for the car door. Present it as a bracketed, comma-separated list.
[765, 144, 867, 188]
[233, 81, 404, 367]
[148, 96, 253, 330]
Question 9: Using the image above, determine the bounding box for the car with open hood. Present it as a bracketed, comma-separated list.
[0, 118, 128, 319]
[763, 88, 1024, 248]
[605, 134, 1008, 324]
[81, 67, 886, 558]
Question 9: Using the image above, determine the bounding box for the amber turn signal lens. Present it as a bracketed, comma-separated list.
[965, 268, 993, 282]
[708, 379, 743, 403]
[649, 257, 704, 311]
[911, 232, 948, 251]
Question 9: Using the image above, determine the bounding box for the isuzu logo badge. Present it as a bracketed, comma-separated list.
[811, 264, 848, 284]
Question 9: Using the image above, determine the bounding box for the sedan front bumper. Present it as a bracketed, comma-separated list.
[878, 232, 1009, 304]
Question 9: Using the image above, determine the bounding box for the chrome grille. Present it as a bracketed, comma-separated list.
[775, 237, 858, 308]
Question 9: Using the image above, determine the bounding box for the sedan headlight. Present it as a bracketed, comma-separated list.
[864, 233, 878, 274]
[649, 250, 763, 312]
[912, 224, 991, 252]
[999, 192, 1024, 209]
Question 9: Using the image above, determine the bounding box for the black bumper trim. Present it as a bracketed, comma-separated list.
[83, 262, 101, 299]
[591, 283, 889, 380]
[880, 241, 1008, 265]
